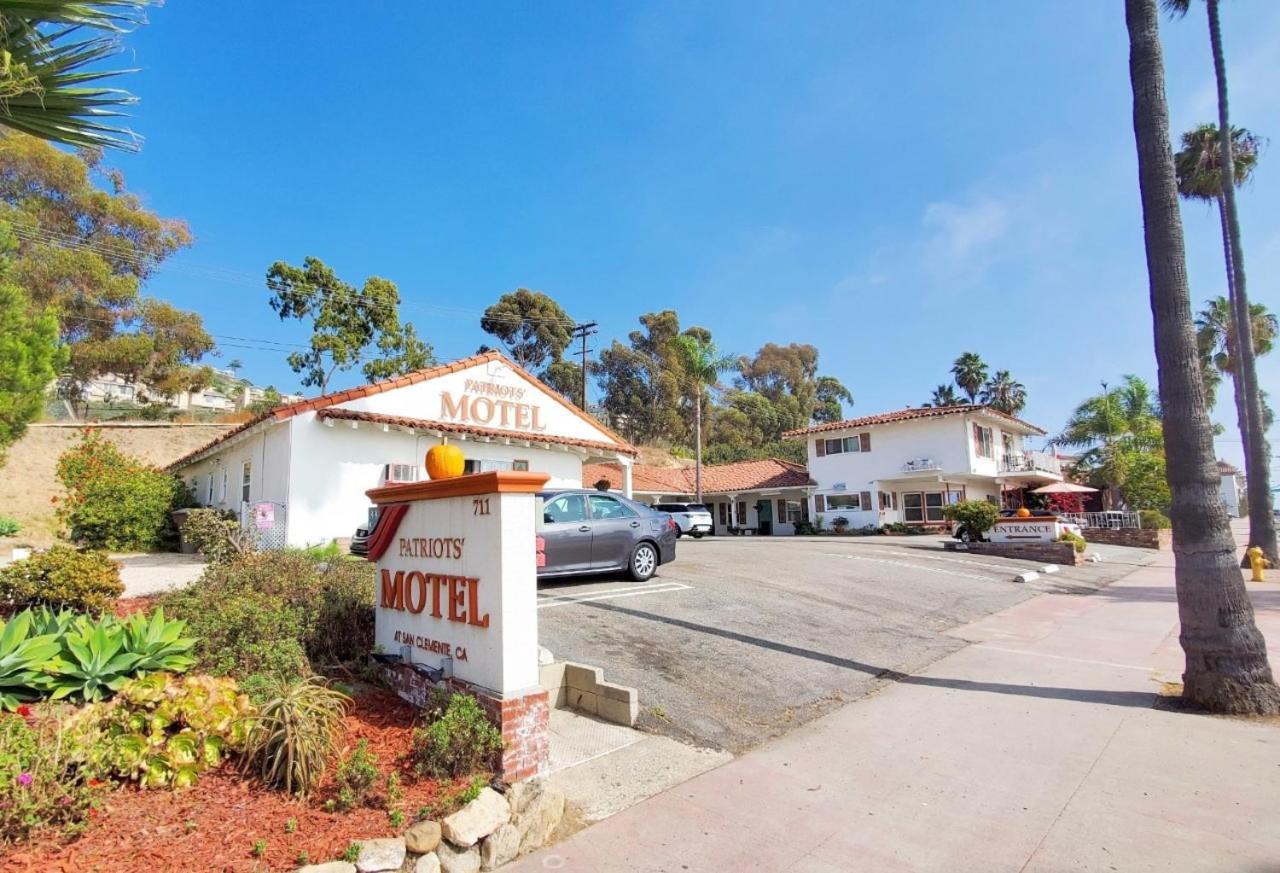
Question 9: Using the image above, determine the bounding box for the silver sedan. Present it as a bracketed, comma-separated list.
[536, 489, 678, 581]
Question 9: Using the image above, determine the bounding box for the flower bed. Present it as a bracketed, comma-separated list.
[7, 690, 464, 872]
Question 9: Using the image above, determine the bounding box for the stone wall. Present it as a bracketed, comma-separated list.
[962, 540, 1083, 566]
[1082, 527, 1171, 550]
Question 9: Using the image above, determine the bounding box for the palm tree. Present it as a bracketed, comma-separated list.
[1164, 0, 1277, 562]
[1057, 376, 1164, 509]
[0, 2, 153, 151]
[950, 352, 987, 403]
[670, 334, 735, 502]
[980, 370, 1027, 416]
[925, 384, 963, 408]
[1126, 0, 1279, 714]
[1195, 296, 1276, 407]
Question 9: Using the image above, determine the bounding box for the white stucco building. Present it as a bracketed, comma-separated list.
[169, 352, 637, 547]
[784, 406, 1063, 528]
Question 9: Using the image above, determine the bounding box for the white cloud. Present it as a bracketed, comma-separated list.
[921, 197, 1010, 264]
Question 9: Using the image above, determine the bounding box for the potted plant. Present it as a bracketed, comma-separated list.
[941, 500, 1000, 543]
[832, 516, 849, 534]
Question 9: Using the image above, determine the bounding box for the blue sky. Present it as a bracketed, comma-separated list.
[112, 1, 1278, 469]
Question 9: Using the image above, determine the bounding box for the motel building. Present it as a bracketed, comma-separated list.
[783, 406, 1064, 528]
[584, 458, 814, 535]
[169, 352, 637, 548]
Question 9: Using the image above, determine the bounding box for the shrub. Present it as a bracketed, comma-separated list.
[0, 612, 62, 710]
[180, 508, 252, 565]
[0, 710, 105, 844]
[831, 516, 850, 531]
[334, 739, 379, 811]
[45, 608, 196, 703]
[0, 517, 19, 537]
[1058, 529, 1087, 553]
[793, 522, 817, 536]
[0, 547, 122, 613]
[409, 691, 503, 779]
[243, 676, 349, 796]
[941, 500, 1000, 536]
[55, 429, 189, 551]
[68, 673, 255, 789]
[1138, 509, 1172, 530]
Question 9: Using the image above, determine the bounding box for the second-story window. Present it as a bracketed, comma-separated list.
[973, 424, 994, 459]
[821, 433, 872, 455]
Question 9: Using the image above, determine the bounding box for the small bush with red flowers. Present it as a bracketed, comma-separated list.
[0, 708, 105, 845]
[55, 429, 193, 552]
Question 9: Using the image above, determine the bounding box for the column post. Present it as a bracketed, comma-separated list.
[620, 455, 634, 499]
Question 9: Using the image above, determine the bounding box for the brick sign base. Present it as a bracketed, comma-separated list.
[380, 659, 550, 782]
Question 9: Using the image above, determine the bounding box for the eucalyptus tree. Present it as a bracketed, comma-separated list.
[670, 334, 735, 502]
[950, 352, 987, 403]
[1163, 0, 1276, 561]
[0, 1, 154, 150]
[1126, 0, 1279, 714]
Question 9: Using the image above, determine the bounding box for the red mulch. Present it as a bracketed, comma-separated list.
[112, 596, 158, 618]
[5, 690, 465, 873]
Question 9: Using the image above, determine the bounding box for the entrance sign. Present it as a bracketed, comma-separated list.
[989, 517, 1068, 543]
[366, 471, 549, 698]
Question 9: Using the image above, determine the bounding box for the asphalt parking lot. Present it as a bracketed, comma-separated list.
[537, 534, 1157, 753]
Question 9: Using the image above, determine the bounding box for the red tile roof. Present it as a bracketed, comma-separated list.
[584, 458, 813, 495]
[782, 405, 1046, 437]
[167, 351, 634, 469]
[319, 408, 637, 456]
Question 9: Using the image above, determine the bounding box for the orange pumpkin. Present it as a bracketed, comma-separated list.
[1016, 506, 1032, 518]
[425, 444, 465, 480]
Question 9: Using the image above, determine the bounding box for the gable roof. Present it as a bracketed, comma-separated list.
[584, 458, 813, 495]
[168, 351, 634, 469]
[782, 405, 1046, 438]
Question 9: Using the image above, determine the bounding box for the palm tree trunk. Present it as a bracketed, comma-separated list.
[1216, 195, 1252, 518]
[694, 385, 703, 503]
[1126, 0, 1279, 715]
[1206, 0, 1279, 563]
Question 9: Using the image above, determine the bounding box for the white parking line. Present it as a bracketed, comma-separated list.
[537, 582, 693, 609]
[820, 552, 1000, 582]
[876, 549, 1043, 573]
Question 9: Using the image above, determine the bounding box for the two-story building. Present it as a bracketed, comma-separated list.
[783, 406, 1063, 528]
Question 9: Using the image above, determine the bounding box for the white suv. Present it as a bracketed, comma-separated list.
[653, 502, 714, 538]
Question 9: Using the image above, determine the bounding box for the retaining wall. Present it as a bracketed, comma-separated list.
[1081, 527, 1171, 550]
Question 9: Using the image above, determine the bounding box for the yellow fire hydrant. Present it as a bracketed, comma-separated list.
[1247, 546, 1270, 582]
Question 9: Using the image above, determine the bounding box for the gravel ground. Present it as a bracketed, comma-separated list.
[537, 534, 1156, 753]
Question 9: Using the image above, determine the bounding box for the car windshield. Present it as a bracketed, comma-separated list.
[543, 493, 587, 523]
[687, 504, 709, 513]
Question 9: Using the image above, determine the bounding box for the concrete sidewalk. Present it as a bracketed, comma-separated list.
[511, 542, 1280, 872]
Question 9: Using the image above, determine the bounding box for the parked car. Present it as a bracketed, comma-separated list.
[538, 490, 678, 581]
[652, 502, 714, 538]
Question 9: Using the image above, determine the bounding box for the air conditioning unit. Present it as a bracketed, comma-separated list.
[382, 463, 418, 484]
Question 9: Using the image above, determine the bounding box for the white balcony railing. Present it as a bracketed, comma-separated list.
[1000, 451, 1062, 476]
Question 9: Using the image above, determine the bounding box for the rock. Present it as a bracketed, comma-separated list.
[504, 780, 538, 817]
[404, 819, 443, 854]
[513, 785, 565, 854]
[437, 842, 481, 873]
[415, 853, 442, 873]
[297, 864, 356, 873]
[440, 787, 511, 847]
[355, 837, 406, 873]
[538, 645, 554, 665]
[479, 823, 520, 870]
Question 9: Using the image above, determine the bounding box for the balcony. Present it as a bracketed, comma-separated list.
[1000, 451, 1062, 477]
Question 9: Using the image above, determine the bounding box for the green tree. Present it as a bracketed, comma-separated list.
[0, 283, 64, 458]
[813, 375, 853, 423]
[950, 352, 987, 403]
[1127, 0, 1278, 713]
[924, 384, 963, 407]
[1057, 376, 1165, 510]
[247, 386, 283, 416]
[594, 311, 688, 445]
[541, 358, 582, 405]
[1164, 0, 1277, 563]
[266, 256, 433, 393]
[670, 334, 735, 502]
[0, 1, 154, 151]
[980, 369, 1028, 416]
[479, 289, 574, 372]
[1195, 296, 1276, 407]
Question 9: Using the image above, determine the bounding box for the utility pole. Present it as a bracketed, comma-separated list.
[570, 321, 598, 410]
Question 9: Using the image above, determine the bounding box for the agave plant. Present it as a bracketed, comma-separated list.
[243, 676, 350, 796]
[0, 1, 155, 150]
[29, 605, 80, 637]
[0, 610, 62, 709]
[123, 607, 196, 673]
[49, 619, 141, 702]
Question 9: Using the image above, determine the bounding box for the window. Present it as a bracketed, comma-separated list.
[1001, 433, 1015, 458]
[241, 461, 252, 503]
[925, 492, 945, 522]
[785, 500, 804, 523]
[465, 458, 514, 474]
[879, 491, 892, 510]
[826, 494, 862, 510]
[220, 470, 228, 503]
[973, 424, 994, 459]
[718, 503, 728, 526]
[821, 433, 872, 456]
[902, 491, 957, 523]
[588, 494, 636, 520]
[543, 494, 587, 524]
[736, 501, 747, 524]
[205, 474, 213, 505]
[903, 492, 924, 522]
[512, 459, 530, 472]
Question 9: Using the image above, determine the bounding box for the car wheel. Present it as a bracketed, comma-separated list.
[957, 527, 973, 543]
[629, 542, 658, 582]
[674, 527, 683, 538]
[691, 532, 704, 539]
